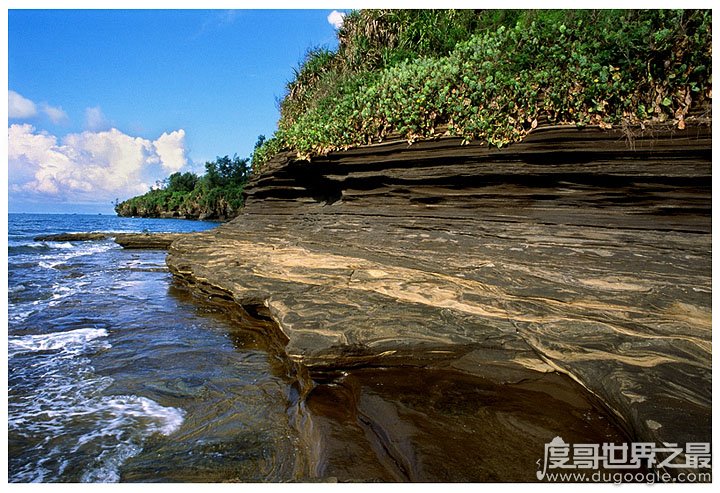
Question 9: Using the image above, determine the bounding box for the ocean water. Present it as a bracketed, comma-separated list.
[7, 214, 300, 482]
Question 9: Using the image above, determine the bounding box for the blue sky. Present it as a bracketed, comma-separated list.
[7, 9, 345, 213]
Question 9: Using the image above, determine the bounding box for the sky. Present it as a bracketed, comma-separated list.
[6, 7, 346, 213]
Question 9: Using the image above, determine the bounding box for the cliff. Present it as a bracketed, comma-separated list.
[167, 123, 711, 478]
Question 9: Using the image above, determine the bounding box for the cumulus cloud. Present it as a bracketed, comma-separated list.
[327, 10, 345, 29]
[9, 90, 38, 119]
[85, 106, 110, 131]
[8, 124, 189, 205]
[153, 129, 188, 172]
[40, 103, 69, 124]
[9, 90, 70, 123]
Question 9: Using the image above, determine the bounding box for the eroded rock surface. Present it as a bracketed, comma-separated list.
[34, 232, 189, 249]
[167, 125, 711, 470]
[34, 232, 110, 242]
[113, 233, 188, 249]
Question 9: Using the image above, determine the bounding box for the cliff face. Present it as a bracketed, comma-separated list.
[167, 124, 710, 474]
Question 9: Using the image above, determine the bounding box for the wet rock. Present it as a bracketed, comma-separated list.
[34, 232, 189, 249]
[34, 232, 109, 242]
[167, 124, 711, 468]
[113, 233, 188, 249]
[303, 367, 628, 481]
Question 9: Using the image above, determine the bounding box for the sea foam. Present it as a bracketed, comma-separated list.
[8, 327, 185, 482]
[8, 327, 110, 358]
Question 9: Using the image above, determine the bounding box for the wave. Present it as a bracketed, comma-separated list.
[8, 327, 185, 482]
[8, 241, 115, 324]
[49, 241, 74, 249]
[77, 395, 185, 482]
[8, 327, 110, 358]
[9, 277, 94, 324]
[35, 242, 116, 270]
[8, 240, 75, 251]
[9, 240, 117, 272]
[8, 284, 26, 294]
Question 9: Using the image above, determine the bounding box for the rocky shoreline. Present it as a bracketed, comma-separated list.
[34, 232, 189, 249]
[165, 123, 711, 478]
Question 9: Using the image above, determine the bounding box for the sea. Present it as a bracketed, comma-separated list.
[6, 213, 300, 482]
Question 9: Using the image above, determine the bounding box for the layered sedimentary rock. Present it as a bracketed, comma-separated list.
[34, 232, 188, 249]
[167, 124, 711, 472]
[34, 232, 110, 242]
[113, 233, 188, 249]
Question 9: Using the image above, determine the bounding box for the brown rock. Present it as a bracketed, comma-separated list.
[34, 231, 188, 249]
[34, 232, 109, 242]
[167, 124, 711, 470]
[113, 233, 188, 249]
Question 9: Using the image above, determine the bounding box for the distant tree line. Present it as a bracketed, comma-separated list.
[115, 148, 259, 220]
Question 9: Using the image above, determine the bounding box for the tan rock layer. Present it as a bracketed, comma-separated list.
[167, 124, 711, 459]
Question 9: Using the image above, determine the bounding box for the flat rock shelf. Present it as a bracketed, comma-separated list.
[167, 124, 710, 481]
[34, 232, 189, 249]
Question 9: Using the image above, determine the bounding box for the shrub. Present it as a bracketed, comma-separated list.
[252, 9, 711, 173]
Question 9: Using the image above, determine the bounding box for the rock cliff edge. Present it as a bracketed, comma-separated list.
[167, 124, 711, 456]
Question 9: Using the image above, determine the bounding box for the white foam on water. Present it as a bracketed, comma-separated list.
[46, 281, 91, 308]
[8, 328, 186, 482]
[11, 241, 110, 321]
[10, 278, 92, 324]
[47, 241, 75, 249]
[51, 284, 74, 298]
[8, 327, 110, 358]
[80, 442, 143, 483]
[8, 284, 26, 294]
[76, 395, 186, 482]
[37, 241, 116, 270]
[9, 240, 79, 251]
[9, 306, 38, 323]
[72, 241, 117, 256]
[8, 240, 42, 248]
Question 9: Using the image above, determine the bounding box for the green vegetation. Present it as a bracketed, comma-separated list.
[114, 155, 251, 220]
[253, 9, 711, 172]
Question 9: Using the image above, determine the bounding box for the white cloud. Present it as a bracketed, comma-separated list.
[9, 90, 38, 119]
[9, 90, 70, 123]
[8, 124, 189, 205]
[327, 10, 345, 29]
[41, 103, 69, 124]
[85, 106, 109, 131]
[153, 129, 188, 172]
